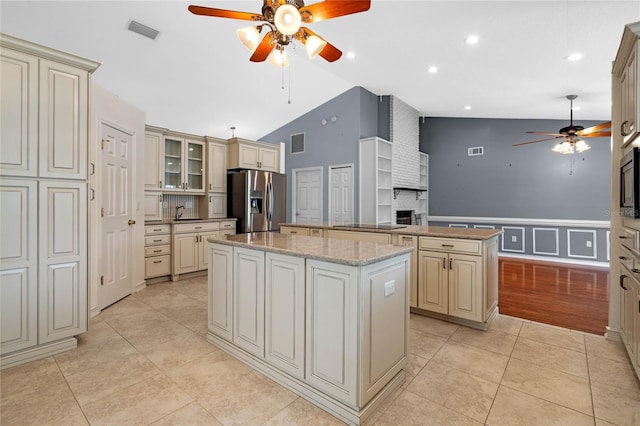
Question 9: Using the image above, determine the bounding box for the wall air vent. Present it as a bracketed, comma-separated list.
[127, 20, 160, 40]
[291, 133, 305, 154]
[468, 146, 484, 156]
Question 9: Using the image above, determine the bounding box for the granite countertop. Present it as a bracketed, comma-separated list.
[280, 223, 501, 240]
[145, 218, 237, 225]
[208, 232, 413, 266]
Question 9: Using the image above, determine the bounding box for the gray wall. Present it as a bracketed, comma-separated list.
[260, 86, 382, 222]
[420, 117, 611, 220]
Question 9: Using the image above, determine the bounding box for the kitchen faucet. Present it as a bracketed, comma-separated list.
[175, 205, 184, 221]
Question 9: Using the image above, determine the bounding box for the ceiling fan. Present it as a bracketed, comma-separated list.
[188, 0, 371, 66]
[512, 95, 612, 154]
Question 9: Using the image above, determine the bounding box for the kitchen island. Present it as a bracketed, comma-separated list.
[281, 223, 501, 330]
[207, 232, 413, 425]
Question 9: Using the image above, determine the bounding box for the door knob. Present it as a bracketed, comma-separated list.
[128, 219, 136, 225]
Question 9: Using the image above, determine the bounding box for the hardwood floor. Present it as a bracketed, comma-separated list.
[498, 257, 609, 335]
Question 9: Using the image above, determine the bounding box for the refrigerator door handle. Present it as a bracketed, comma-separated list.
[266, 181, 273, 227]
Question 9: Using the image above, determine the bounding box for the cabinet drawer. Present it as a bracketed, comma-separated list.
[220, 230, 235, 236]
[173, 222, 219, 233]
[219, 220, 236, 230]
[309, 228, 324, 237]
[282, 227, 310, 236]
[145, 224, 170, 235]
[145, 245, 170, 257]
[419, 237, 481, 254]
[145, 255, 171, 278]
[145, 235, 170, 246]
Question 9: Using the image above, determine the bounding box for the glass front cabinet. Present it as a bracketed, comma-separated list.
[163, 137, 205, 193]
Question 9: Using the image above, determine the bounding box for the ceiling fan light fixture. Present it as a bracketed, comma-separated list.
[305, 34, 327, 58]
[236, 26, 261, 52]
[575, 140, 591, 153]
[552, 141, 575, 154]
[274, 4, 301, 36]
[268, 47, 289, 67]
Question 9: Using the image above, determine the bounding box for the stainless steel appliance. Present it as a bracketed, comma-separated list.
[228, 170, 286, 233]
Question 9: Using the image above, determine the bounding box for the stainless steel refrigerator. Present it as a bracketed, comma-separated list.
[228, 170, 286, 233]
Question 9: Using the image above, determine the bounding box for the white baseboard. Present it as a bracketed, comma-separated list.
[498, 252, 609, 268]
[1, 338, 77, 370]
[135, 280, 146, 293]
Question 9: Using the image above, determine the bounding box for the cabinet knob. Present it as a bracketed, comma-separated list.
[128, 219, 136, 225]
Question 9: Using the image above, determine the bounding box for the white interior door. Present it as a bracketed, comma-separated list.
[329, 165, 353, 225]
[100, 122, 133, 309]
[293, 167, 322, 224]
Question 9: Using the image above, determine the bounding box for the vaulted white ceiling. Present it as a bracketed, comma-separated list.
[2, 1, 638, 140]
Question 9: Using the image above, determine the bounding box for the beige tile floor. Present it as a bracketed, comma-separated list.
[2, 275, 640, 426]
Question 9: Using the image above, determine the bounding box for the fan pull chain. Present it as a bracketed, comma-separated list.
[288, 62, 292, 104]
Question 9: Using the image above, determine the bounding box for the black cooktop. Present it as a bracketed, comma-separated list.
[335, 223, 406, 230]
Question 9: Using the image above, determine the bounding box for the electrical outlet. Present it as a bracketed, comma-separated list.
[586, 241, 592, 248]
[185, 201, 193, 208]
[384, 280, 395, 297]
[511, 235, 517, 243]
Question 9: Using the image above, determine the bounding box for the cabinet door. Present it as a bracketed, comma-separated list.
[417, 250, 448, 314]
[305, 260, 358, 407]
[259, 147, 278, 172]
[163, 137, 183, 191]
[143, 192, 163, 221]
[209, 142, 227, 193]
[208, 194, 227, 219]
[38, 181, 87, 343]
[198, 231, 219, 270]
[237, 144, 259, 169]
[39, 59, 89, 179]
[185, 140, 205, 192]
[621, 274, 635, 353]
[173, 233, 198, 275]
[233, 247, 265, 357]
[144, 132, 163, 190]
[208, 243, 233, 341]
[449, 253, 483, 322]
[265, 253, 305, 379]
[622, 47, 638, 145]
[0, 49, 38, 177]
[0, 180, 38, 354]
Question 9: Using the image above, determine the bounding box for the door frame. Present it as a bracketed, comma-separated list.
[328, 163, 354, 225]
[291, 166, 323, 224]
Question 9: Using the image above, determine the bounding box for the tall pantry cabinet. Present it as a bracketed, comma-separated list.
[0, 34, 100, 368]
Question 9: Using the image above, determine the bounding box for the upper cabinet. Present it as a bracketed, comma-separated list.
[227, 137, 280, 173]
[163, 136, 205, 193]
[207, 139, 227, 193]
[621, 42, 639, 146]
[1, 39, 95, 179]
[144, 129, 163, 191]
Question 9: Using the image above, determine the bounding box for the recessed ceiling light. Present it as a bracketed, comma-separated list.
[565, 52, 583, 61]
[346, 52, 355, 60]
[465, 35, 479, 45]
[464, 105, 472, 110]
[427, 66, 438, 74]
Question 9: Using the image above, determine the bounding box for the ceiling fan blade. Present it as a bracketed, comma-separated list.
[512, 136, 564, 147]
[188, 5, 263, 21]
[577, 121, 612, 136]
[579, 131, 612, 138]
[250, 31, 276, 62]
[525, 131, 564, 136]
[296, 27, 343, 62]
[300, 0, 371, 23]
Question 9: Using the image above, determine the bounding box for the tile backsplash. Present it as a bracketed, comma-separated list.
[162, 194, 201, 220]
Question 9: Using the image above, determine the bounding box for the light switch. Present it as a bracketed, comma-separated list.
[586, 241, 592, 248]
[384, 280, 395, 297]
[186, 201, 193, 208]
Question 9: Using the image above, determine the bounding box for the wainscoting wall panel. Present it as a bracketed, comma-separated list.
[429, 216, 609, 266]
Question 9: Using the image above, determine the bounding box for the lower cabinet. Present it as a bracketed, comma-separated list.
[394, 235, 418, 308]
[233, 247, 265, 357]
[416, 236, 498, 327]
[620, 266, 640, 377]
[326, 229, 391, 244]
[208, 244, 233, 341]
[172, 221, 233, 280]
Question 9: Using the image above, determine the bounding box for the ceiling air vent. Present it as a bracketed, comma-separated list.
[468, 146, 484, 156]
[291, 133, 305, 154]
[127, 20, 160, 41]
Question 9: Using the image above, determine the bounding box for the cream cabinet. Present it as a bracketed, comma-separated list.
[359, 137, 393, 224]
[620, 41, 639, 146]
[265, 252, 305, 379]
[416, 236, 498, 328]
[280, 226, 324, 237]
[0, 34, 98, 368]
[201, 139, 228, 219]
[144, 224, 171, 279]
[163, 136, 205, 193]
[143, 192, 163, 221]
[233, 247, 265, 357]
[227, 137, 280, 172]
[619, 265, 640, 376]
[144, 130, 164, 190]
[208, 243, 233, 341]
[172, 221, 232, 280]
